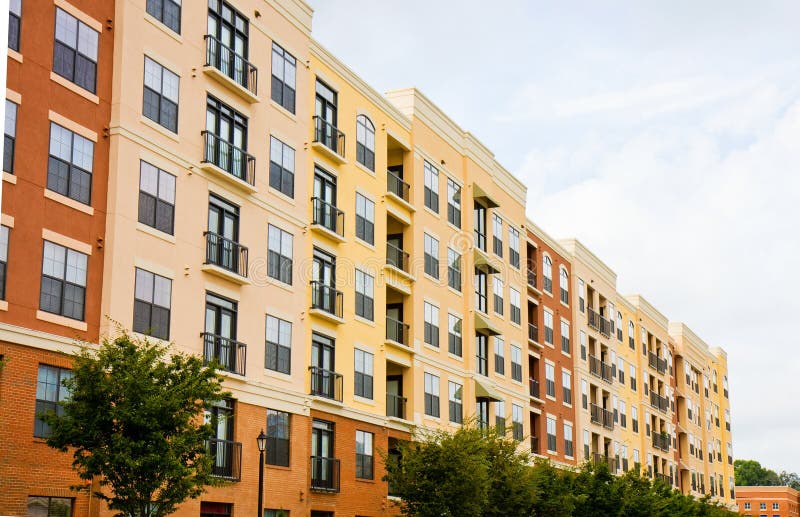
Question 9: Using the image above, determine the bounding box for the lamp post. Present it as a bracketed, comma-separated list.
[257, 429, 267, 517]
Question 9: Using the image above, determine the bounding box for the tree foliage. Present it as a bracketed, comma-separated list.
[734, 459, 800, 490]
[44, 332, 228, 517]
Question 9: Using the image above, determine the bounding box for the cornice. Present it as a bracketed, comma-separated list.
[264, 0, 313, 35]
[557, 238, 617, 289]
[524, 218, 571, 261]
[625, 294, 669, 331]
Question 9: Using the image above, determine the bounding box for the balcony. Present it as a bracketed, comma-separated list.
[530, 436, 540, 454]
[653, 472, 671, 485]
[310, 456, 340, 492]
[386, 243, 410, 275]
[386, 393, 407, 419]
[650, 391, 669, 413]
[312, 116, 346, 163]
[527, 269, 538, 291]
[311, 197, 345, 240]
[310, 281, 344, 321]
[387, 169, 410, 204]
[528, 323, 539, 344]
[529, 378, 541, 400]
[592, 453, 617, 472]
[202, 231, 249, 283]
[589, 355, 614, 383]
[207, 438, 242, 481]
[653, 432, 671, 452]
[386, 316, 410, 347]
[309, 366, 343, 402]
[201, 131, 256, 192]
[587, 307, 611, 338]
[203, 34, 258, 102]
[590, 403, 614, 430]
[648, 352, 668, 374]
[202, 333, 246, 376]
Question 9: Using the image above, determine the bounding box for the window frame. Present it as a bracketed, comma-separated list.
[271, 42, 296, 113]
[265, 314, 291, 374]
[269, 135, 295, 198]
[423, 233, 439, 279]
[47, 122, 94, 205]
[447, 247, 461, 291]
[355, 430, 374, 479]
[8, 0, 21, 52]
[423, 160, 439, 213]
[355, 115, 375, 171]
[146, 0, 182, 34]
[354, 269, 374, 321]
[354, 349, 374, 399]
[34, 364, 72, 438]
[143, 56, 179, 133]
[447, 313, 462, 357]
[267, 224, 293, 285]
[266, 408, 290, 466]
[423, 301, 439, 348]
[138, 160, 176, 235]
[4, 99, 17, 174]
[53, 7, 99, 93]
[447, 178, 461, 227]
[132, 267, 172, 340]
[448, 381, 463, 424]
[510, 345, 522, 382]
[424, 372, 440, 417]
[355, 193, 375, 245]
[39, 240, 88, 321]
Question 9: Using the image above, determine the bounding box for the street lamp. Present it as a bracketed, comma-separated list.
[257, 429, 267, 517]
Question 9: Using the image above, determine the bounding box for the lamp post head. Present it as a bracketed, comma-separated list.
[257, 429, 267, 452]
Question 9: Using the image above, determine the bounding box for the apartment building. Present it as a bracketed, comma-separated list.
[737, 486, 800, 517]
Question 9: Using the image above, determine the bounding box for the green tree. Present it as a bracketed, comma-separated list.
[44, 332, 228, 517]
[734, 459, 781, 486]
[778, 470, 800, 490]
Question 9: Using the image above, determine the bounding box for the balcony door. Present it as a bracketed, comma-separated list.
[207, 0, 249, 83]
[313, 167, 337, 229]
[208, 195, 239, 271]
[311, 419, 335, 488]
[206, 97, 247, 176]
[315, 80, 338, 149]
[311, 333, 335, 373]
[205, 293, 237, 370]
[205, 398, 234, 476]
[386, 375, 403, 418]
[386, 303, 404, 344]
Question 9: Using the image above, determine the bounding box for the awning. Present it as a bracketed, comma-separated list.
[474, 312, 501, 336]
[473, 182, 500, 208]
[474, 377, 504, 402]
[474, 248, 501, 274]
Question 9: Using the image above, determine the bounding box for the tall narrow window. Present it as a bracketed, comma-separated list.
[578, 278, 585, 312]
[354, 349, 373, 399]
[53, 8, 99, 93]
[356, 115, 375, 171]
[542, 255, 552, 292]
[4, 100, 17, 173]
[561, 320, 570, 354]
[355, 193, 375, 245]
[512, 404, 523, 440]
[0, 225, 8, 300]
[267, 225, 292, 285]
[494, 336, 505, 375]
[143, 57, 179, 132]
[355, 269, 374, 321]
[546, 416, 557, 452]
[476, 334, 488, 376]
[48, 122, 94, 205]
[559, 268, 569, 304]
[545, 363, 555, 398]
[133, 268, 172, 340]
[543, 310, 554, 345]
[34, 365, 72, 437]
[448, 381, 462, 424]
[424, 302, 439, 348]
[423, 161, 439, 212]
[269, 136, 295, 198]
[8, 0, 21, 52]
[474, 269, 487, 313]
[474, 202, 486, 251]
[266, 409, 290, 466]
[510, 345, 522, 382]
[447, 178, 461, 227]
[495, 400, 506, 431]
[423, 233, 439, 279]
[564, 423, 574, 457]
[424, 372, 440, 417]
[448, 314, 462, 357]
[508, 227, 520, 268]
[138, 161, 176, 235]
[509, 288, 521, 324]
[492, 214, 503, 257]
[314, 80, 339, 154]
[493, 277, 504, 315]
[562, 369, 572, 405]
[355, 430, 374, 479]
[265, 315, 291, 374]
[447, 248, 461, 291]
[146, 0, 181, 34]
[40, 241, 87, 321]
[207, 0, 251, 90]
[205, 96, 251, 182]
[271, 43, 296, 113]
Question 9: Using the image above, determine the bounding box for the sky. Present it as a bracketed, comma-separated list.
[309, 0, 800, 472]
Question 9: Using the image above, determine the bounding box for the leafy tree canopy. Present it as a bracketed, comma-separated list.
[734, 459, 800, 490]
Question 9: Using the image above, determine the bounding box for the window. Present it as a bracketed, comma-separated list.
[424, 372, 440, 417]
[354, 430, 374, 479]
[266, 409, 290, 466]
[448, 314, 462, 357]
[271, 43, 296, 113]
[4, 100, 17, 173]
[474, 202, 487, 251]
[545, 363, 555, 398]
[0, 225, 8, 300]
[476, 398, 489, 429]
[27, 496, 73, 517]
[474, 269, 488, 313]
[628, 321, 635, 349]
[424, 233, 439, 278]
[542, 255, 552, 292]
[744, 503, 750, 510]
[265, 315, 291, 374]
[423, 161, 439, 212]
[138, 161, 176, 235]
[564, 423, 574, 457]
[632, 406, 639, 433]
[355, 115, 375, 171]
[581, 379, 588, 409]
[201, 502, 232, 517]
[269, 136, 295, 197]
[146, 0, 181, 33]
[48, 122, 94, 205]
[509, 288, 521, 324]
[447, 178, 461, 227]
[580, 330, 586, 360]
[205, 95, 250, 181]
[492, 214, 503, 256]
[424, 302, 439, 348]
[546, 416, 557, 452]
[476, 334, 488, 376]
[264, 511, 289, 517]
[8, 0, 21, 52]
[53, 8, 98, 93]
[354, 269, 374, 321]
[267, 225, 292, 284]
[578, 278, 585, 312]
[494, 337, 505, 375]
[560, 320, 570, 354]
[773, 503, 779, 510]
[355, 193, 375, 245]
[559, 268, 569, 304]
[132, 268, 171, 340]
[562, 370, 572, 405]
[618, 358, 625, 383]
[760, 503, 767, 510]
[511, 345, 522, 382]
[493, 277, 504, 315]
[40, 241, 88, 320]
[143, 57, 179, 132]
[354, 349, 374, 399]
[630, 365, 637, 391]
[512, 404, 523, 440]
[508, 227, 520, 268]
[34, 365, 72, 437]
[448, 381, 463, 424]
[544, 310, 554, 344]
[447, 248, 461, 291]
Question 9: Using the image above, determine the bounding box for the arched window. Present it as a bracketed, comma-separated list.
[559, 267, 568, 304]
[543, 255, 552, 292]
[356, 115, 375, 171]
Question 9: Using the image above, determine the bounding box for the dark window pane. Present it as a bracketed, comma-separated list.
[160, 99, 178, 132]
[138, 192, 156, 227]
[47, 158, 70, 197]
[155, 200, 174, 234]
[143, 88, 161, 124]
[74, 55, 97, 93]
[8, 14, 19, 52]
[62, 283, 85, 320]
[53, 43, 75, 82]
[3, 135, 14, 173]
[150, 306, 170, 340]
[70, 168, 92, 204]
[40, 277, 63, 314]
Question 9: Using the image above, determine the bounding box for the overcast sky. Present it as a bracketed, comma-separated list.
[310, 0, 800, 472]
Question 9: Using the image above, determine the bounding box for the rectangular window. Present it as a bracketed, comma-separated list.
[4, 100, 17, 173]
[580, 330, 586, 360]
[355, 115, 375, 171]
[492, 214, 503, 257]
[511, 345, 522, 382]
[630, 365, 637, 391]
[271, 43, 296, 113]
[493, 277, 504, 315]
[562, 370, 572, 405]
[474, 269, 487, 313]
[54, 7, 98, 93]
[476, 334, 488, 376]
[48, 122, 94, 205]
[355, 430, 374, 479]
[269, 136, 295, 197]
[264, 511, 289, 517]
[448, 314, 462, 357]
[546, 416, 557, 452]
[355, 193, 375, 245]
[618, 358, 625, 383]
[424, 233, 439, 279]
[26, 497, 74, 517]
[447, 248, 461, 291]
[512, 404, 523, 440]
[632, 406, 639, 433]
[544, 310, 554, 344]
[578, 278, 585, 312]
[494, 337, 505, 375]
[138, 161, 176, 235]
[495, 400, 505, 431]
[508, 227, 520, 268]
[132, 268, 171, 340]
[354, 349, 374, 399]
[265, 315, 291, 374]
[39, 241, 88, 320]
[8, 0, 21, 52]
[143, 56, 179, 132]
[581, 379, 588, 409]
[424, 302, 439, 347]
[561, 320, 570, 354]
[0, 225, 8, 300]
[267, 225, 292, 284]
[448, 381, 463, 424]
[447, 178, 461, 227]
[423, 161, 439, 212]
[545, 363, 555, 398]
[146, 0, 181, 33]
[474, 202, 487, 251]
[620, 400, 627, 428]
[34, 365, 72, 437]
[424, 372, 440, 417]
[354, 269, 374, 321]
[564, 423, 574, 457]
[263, 409, 292, 467]
[509, 288, 521, 324]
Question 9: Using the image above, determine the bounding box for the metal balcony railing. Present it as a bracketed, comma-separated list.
[313, 116, 345, 157]
[201, 131, 255, 186]
[202, 332, 246, 376]
[528, 322, 539, 343]
[588, 307, 600, 331]
[311, 197, 345, 237]
[590, 403, 614, 430]
[530, 436, 539, 454]
[386, 242, 410, 273]
[386, 393, 407, 419]
[204, 231, 248, 277]
[653, 432, 671, 452]
[592, 453, 617, 472]
[648, 352, 668, 374]
[527, 269, 537, 289]
[204, 34, 257, 96]
[308, 366, 343, 401]
[206, 438, 242, 481]
[589, 355, 614, 383]
[386, 316, 410, 346]
[310, 281, 343, 318]
[310, 456, 340, 492]
[529, 378, 540, 399]
[387, 169, 410, 202]
[650, 391, 669, 413]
